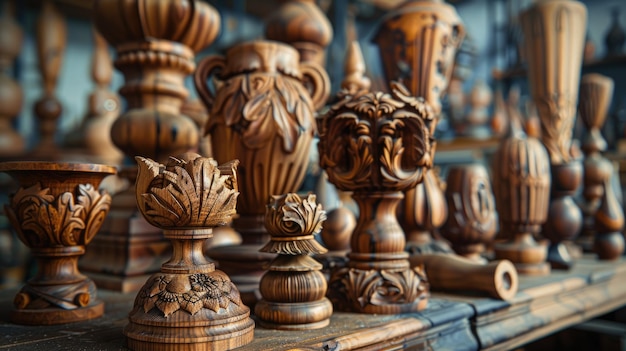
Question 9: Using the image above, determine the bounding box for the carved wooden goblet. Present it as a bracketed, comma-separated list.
[126, 153, 254, 351]
[0, 162, 115, 325]
[441, 164, 497, 263]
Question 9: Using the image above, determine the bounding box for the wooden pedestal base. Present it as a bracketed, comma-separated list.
[12, 297, 103, 326]
[494, 236, 550, 276]
[255, 299, 332, 330]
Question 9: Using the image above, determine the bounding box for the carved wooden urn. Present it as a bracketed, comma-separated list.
[126, 153, 254, 351]
[520, 0, 586, 269]
[441, 164, 497, 263]
[318, 42, 431, 314]
[194, 40, 329, 304]
[0, 162, 115, 325]
[256, 193, 332, 330]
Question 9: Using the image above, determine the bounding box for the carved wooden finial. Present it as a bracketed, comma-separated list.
[256, 193, 332, 330]
[341, 41, 371, 93]
[128, 153, 254, 351]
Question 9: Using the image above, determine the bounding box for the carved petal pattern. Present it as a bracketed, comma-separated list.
[265, 193, 327, 237]
[318, 81, 435, 192]
[135, 155, 239, 228]
[137, 272, 242, 317]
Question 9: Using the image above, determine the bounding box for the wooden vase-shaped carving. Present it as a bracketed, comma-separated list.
[0, 1, 25, 158]
[256, 193, 332, 330]
[81, 0, 221, 292]
[373, 0, 464, 253]
[127, 154, 254, 351]
[265, 0, 333, 67]
[493, 120, 551, 275]
[318, 42, 431, 314]
[0, 162, 115, 325]
[520, 0, 586, 269]
[441, 164, 497, 263]
[578, 74, 624, 259]
[194, 40, 329, 305]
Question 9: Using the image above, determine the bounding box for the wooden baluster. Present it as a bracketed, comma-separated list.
[128, 154, 254, 351]
[520, 0, 587, 269]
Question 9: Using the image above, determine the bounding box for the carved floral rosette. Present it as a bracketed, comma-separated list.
[127, 153, 254, 351]
[318, 81, 433, 314]
[0, 161, 115, 325]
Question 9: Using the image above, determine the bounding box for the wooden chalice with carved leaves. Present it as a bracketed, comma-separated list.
[0, 162, 115, 325]
[126, 153, 254, 351]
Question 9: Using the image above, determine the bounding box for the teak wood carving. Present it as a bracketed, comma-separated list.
[194, 39, 330, 305]
[126, 153, 254, 351]
[520, 0, 586, 269]
[81, 0, 221, 292]
[0, 1, 25, 158]
[0, 162, 115, 325]
[441, 164, 497, 263]
[318, 42, 430, 314]
[578, 74, 625, 260]
[256, 193, 332, 330]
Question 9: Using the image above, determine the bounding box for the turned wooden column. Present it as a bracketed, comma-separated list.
[520, 0, 586, 269]
[29, 0, 66, 160]
[318, 42, 431, 314]
[0, 161, 115, 325]
[125, 154, 254, 351]
[80, 0, 220, 292]
[194, 40, 329, 306]
[0, 1, 25, 158]
[578, 74, 624, 259]
[373, 0, 465, 255]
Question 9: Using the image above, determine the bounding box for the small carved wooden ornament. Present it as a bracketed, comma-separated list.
[126, 153, 254, 351]
[441, 164, 497, 263]
[256, 193, 332, 330]
[520, 0, 586, 269]
[578, 74, 625, 259]
[194, 40, 330, 305]
[0, 161, 115, 325]
[318, 42, 430, 314]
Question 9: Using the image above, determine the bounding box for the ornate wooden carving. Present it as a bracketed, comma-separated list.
[126, 153, 254, 351]
[255, 193, 332, 329]
[520, 0, 586, 269]
[410, 253, 519, 301]
[81, 0, 221, 292]
[265, 0, 333, 67]
[492, 118, 551, 275]
[0, 161, 115, 325]
[194, 40, 330, 305]
[318, 42, 430, 314]
[578, 74, 625, 260]
[0, 1, 25, 158]
[441, 164, 497, 263]
[29, 1, 66, 160]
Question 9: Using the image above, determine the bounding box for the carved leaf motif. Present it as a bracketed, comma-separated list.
[6, 184, 54, 247]
[343, 268, 428, 308]
[266, 193, 327, 237]
[77, 184, 111, 245]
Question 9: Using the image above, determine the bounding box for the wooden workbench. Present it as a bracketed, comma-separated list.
[1, 255, 625, 350]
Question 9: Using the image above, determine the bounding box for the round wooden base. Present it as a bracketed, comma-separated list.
[547, 243, 573, 270]
[494, 237, 549, 276]
[11, 299, 104, 325]
[124, 304, 255, 351]
[255, 298, 333, 330]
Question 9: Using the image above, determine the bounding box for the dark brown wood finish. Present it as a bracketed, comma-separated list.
[126, 153, 254, 351]
[194, 39, 330, 306]
[0, 161, 116, 325]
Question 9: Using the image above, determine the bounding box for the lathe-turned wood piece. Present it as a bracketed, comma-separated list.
[441, 164, 497, 263]
[127, 154, 254, 351]
[578, 74, 625, 259]
[29, 0, 66, 160]
[318, 42, 431, 314]
[194, 40, 330, 305]
[372, 0, 465, 114]
[0, 1, 25, 158]
[410, 253, 518, 301]
[520, 0, 586, 269]
[265, 0, 333, 67]
[256, 193, 332, 330]
[465, 80, 493, 138]
[493, 117, 551, 275]
[81, 0, 221, 292]
[0, 161, 115, 325]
